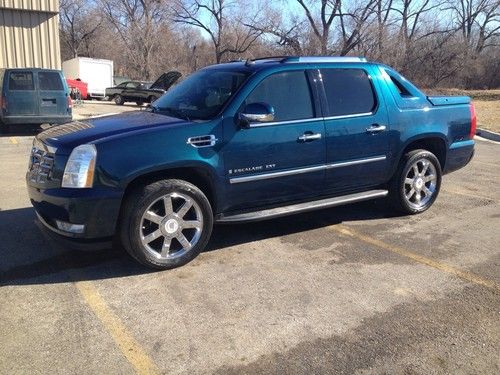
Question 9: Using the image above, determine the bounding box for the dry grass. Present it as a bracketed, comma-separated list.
[424, 89, 500, 133]
[473, 101, 500, 133]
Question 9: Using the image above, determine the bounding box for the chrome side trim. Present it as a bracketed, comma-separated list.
[229, 164, 325, 184]
[248, 117, 322, 128]
[326, 155, 386, 169]
[323, 112, 373, 121]
[229, 155, 386, 184]
[216, 189, 388, 223]
[246, 112, 375, 128]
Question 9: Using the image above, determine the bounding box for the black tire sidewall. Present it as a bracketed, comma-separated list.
[394, 150, 442, 214]
[121, 179, 213, 269]
[114, 95, 124, 105]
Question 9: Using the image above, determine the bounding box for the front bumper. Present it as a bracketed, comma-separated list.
[35, 214, 113, 251]
[27, 184, 124, 240]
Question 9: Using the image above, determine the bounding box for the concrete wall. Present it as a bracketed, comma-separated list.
[0, 0, 61, 69]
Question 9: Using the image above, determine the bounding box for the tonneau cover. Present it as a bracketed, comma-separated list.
[427, 96, 471, 106]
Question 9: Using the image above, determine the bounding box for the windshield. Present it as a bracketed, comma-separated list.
[151, 69, 251, 120]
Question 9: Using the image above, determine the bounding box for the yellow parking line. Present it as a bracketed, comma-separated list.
[330, 224, 500, 293]
[74, 280, 160, 375]
[9, 137, 18, 144]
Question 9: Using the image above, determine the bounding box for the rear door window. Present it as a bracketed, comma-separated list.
[9, 71, 35, 90]
[245, 70, 314, 122]
[320, 69, 376, 117]
[38, 72, 64, 91]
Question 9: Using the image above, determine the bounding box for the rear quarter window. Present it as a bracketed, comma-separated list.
[39, 72, 64, 91]
[321, 68, 376, 116]
[9, 71, 35, 90]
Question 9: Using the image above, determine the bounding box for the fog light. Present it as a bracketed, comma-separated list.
[56, 220, 85, 234]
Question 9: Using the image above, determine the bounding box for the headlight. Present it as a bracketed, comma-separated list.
[62, 144, 97, 188]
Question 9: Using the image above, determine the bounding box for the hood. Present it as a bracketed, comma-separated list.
[38, 111, 188, 154]
[150, 71, 182, 90]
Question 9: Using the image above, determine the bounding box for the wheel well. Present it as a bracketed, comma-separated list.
[123, 167, 216, 211]
[402, 137, 446, 169]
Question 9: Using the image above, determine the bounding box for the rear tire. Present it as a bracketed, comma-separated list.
[389, 149, 442, 214]
[147, 95, 156, 104]
[136, 101, 144, 106]
[120, 179, 213, 269]
[114, 94, 125, 105]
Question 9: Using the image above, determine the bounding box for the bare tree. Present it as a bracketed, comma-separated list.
[392, 0, 446, 52]
[448, 0, 500, 53]
[337, 0, 378, 55]
[172, 0, 262, 63]
[242, 8, 305, 55]
[100, 0, 168, 79]
[295, 0, 342, 54]
[60, 0, 102, 58]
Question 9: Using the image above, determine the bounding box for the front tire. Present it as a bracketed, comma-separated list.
[114, 94, 125, 105]
[389, 149, 442, 214]
[120, 179, 213, 269]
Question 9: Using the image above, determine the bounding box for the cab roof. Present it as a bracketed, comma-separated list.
[204, 56, 369, 73]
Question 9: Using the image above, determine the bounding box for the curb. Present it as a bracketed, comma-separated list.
[476, 128, 500, 142]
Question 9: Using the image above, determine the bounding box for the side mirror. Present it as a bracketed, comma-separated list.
[239, 102, 275, 128]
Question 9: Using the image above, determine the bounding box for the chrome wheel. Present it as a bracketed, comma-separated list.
[403, 158, 437, 209]
[140, 192, 203, 261]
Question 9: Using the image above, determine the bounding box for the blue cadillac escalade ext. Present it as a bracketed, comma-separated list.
[27, 56, 476, 269]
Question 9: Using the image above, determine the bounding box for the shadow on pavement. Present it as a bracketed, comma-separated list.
[0, 124, 42, 137]
[0, 199, 400, 286]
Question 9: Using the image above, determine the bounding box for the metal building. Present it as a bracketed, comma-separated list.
[0, 0, 61, 69]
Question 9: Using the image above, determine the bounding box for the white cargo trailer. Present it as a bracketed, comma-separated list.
[62, 57, 113, 99]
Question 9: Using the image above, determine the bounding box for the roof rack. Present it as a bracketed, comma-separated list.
[244, 56, 367, 66]
[245, 56, 293, 66]
[284, 56, 367, 63]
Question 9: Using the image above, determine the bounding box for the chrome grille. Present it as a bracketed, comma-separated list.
[28, 147, 55, 183]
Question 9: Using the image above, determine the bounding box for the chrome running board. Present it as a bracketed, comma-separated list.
[216, 189, 388, 223]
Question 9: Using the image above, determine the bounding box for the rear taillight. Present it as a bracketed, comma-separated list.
[67, 95, 73, 109]
[469, 103, 477, 139]
[0, 95, 6, 110]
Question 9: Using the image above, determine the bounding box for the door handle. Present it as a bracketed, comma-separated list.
[366, 124, 387, 133]
[298, 132, 322, 142]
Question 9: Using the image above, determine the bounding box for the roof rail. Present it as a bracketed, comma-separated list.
[245, 56, 294, 66]
[283, 56, 367, 63]
[243, 56, 368, 66]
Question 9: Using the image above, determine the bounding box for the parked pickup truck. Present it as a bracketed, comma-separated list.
[104, 71, 181, 105]
[27, 56, 475, 269]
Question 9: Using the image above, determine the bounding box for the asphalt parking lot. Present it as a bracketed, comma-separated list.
[0, 132, 499, 374]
